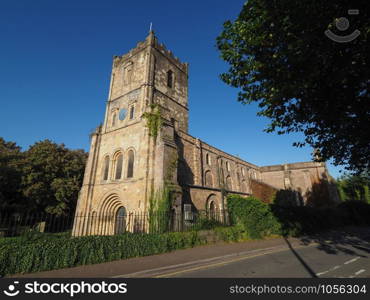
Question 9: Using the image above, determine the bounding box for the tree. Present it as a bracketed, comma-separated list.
[217, 0, 369, 173]
[336, 172, 370, 203]
[21, 140, 87, 214]
[0, 138, 25, 211]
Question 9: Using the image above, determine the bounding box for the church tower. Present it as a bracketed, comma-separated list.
[72, 31, 188, 236]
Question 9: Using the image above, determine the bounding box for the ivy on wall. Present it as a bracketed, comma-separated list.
[148, 185, 171, 233]
[142, 104, 163, 139]
[165, 152, 178, 183]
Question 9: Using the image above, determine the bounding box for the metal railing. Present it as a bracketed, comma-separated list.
[0, 210, 230, 237]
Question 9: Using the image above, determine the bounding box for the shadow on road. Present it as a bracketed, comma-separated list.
[284, 226, 370, 277]
[284, 237, 317, 278]
[298, 226, 370, 257]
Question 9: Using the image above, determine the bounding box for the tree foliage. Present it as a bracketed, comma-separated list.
[0, 138, 24, 210]
[336, 172, 370, 203]
[217, 0, 369, 173]
[0, 138, 87, 214]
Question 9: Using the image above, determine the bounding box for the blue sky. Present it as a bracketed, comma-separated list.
[0, 0, 343, 178]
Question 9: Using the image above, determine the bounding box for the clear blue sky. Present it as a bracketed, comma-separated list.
[0, 0, 343, 178]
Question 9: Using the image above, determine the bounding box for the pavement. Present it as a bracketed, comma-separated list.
[10, 226, 370, 278]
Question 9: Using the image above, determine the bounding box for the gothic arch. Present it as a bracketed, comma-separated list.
[206, 194, 218, 220]
[112, 150, 124, 180]
[125, 147, 136, 178]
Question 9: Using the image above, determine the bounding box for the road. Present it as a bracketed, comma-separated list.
[119, 226, 370, 278]
[156, 238, 370, 278]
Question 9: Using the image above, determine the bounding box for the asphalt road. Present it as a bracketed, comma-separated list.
[156, 228, 370, 278]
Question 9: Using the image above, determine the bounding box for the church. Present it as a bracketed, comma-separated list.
[72, 31, 338, 236]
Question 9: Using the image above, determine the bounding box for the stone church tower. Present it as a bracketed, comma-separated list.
[72, 31, 339, 236]
[72, 31, 187, 236]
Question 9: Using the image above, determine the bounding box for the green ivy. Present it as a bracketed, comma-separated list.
[142, 104, 163, 139]
[148, 186, 171, 234]
[227, 195, 281, 239]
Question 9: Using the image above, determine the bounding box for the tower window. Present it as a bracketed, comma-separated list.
[103, 156, 110, 180]
[123, 63, 133, 85]
[115, 153, 123, 180]
[167, 70, 173, 88]
[127, 150, 134, 178]
[206, 153, 211, 165]
[129, 105, 135, 120]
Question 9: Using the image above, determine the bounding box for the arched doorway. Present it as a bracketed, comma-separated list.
[209, 201, 216, 220]
[206, 194, 218, 220]
[115, 206, 127, 234]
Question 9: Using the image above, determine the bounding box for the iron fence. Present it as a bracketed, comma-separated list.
[0, 209, 230, 237]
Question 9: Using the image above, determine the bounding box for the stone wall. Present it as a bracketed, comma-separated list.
[259, 162, 337, 204]
[250, 179, 277, 204]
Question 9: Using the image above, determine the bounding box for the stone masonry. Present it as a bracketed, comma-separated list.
[72, 32, 339, 236]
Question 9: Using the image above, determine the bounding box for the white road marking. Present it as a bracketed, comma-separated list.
[355, 269, 365, 276]
[114, 242, 320, 278]
[112, 245, 292, 278]
[316, 265, 341, 276]
[344, 257, 360, 265]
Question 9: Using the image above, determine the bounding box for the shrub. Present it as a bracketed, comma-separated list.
[337, 200, 370, 226]
[0, 231, 205, 276]
[213, 225, 248, 242]
[227, 195, 281, 239]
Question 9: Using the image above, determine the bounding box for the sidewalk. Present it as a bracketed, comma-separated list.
[10, 235, 309, 278]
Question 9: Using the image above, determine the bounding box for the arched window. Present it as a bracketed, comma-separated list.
[127, 150, 134, 178]
[167, 70, 173, 88]
[129, 105, 135, 120]
[112, 113, 117, 127]
[204, 170, 213, 187]
[206, 153, 211, 165]
[103, 156, 110, 180]
[115, 206, 126, 234]
[115, 153, 123, 180]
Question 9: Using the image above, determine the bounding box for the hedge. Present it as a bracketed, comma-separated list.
[0, 225, 249, 276]
[227, 195, 370, 238]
